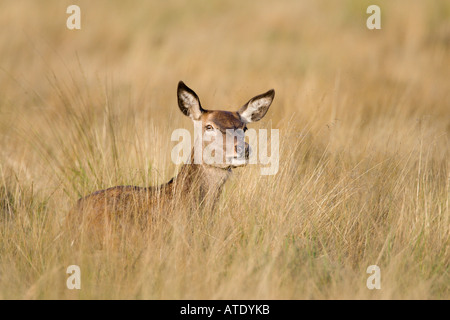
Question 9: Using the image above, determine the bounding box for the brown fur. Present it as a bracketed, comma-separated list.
[68, 154, 230, 230]
[205, 111, 244, 131]
[67, 81, 274, 240]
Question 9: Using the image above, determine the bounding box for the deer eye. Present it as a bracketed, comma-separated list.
[205, 124, 214, 131]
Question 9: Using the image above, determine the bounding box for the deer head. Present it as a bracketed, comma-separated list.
[177, 81, 275, 169]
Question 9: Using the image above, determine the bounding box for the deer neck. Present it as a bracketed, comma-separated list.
[167, 151, 232, 209]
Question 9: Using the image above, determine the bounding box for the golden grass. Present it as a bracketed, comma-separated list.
[0, 0, 449, 299]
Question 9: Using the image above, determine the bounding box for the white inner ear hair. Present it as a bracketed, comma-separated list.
[241, 98, 270, 122]
[180, 92, 197, 107]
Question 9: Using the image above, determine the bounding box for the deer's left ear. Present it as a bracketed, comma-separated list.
[238, 89, 275, 123]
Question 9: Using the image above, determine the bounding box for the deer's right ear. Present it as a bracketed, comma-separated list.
[177, 81, 205, 120]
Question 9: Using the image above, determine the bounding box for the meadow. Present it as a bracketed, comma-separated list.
[0, 0, 448, 299]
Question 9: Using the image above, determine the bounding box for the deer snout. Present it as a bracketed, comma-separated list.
[235, 142, 250, 160]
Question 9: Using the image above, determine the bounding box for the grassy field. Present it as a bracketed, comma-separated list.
[0, 0, 449, 299]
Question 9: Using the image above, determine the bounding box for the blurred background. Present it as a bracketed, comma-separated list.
[0, 0, 448, 299]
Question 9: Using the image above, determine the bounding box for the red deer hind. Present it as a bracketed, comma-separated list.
[70, 81, 275, 229]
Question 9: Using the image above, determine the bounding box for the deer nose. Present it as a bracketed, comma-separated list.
[235, 143, 250, 159]
[235, 145, 244, 156]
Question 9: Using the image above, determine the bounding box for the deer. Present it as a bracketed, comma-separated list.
[69, 81, 275, 232]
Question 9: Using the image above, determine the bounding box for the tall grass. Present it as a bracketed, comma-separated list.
[0, 0, 448, 299]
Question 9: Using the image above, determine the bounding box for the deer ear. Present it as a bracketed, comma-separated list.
[177, 81, 205, 120]
[238, 89, 275, 123]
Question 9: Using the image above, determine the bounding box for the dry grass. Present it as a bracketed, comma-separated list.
[0, 0, 449, 299]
